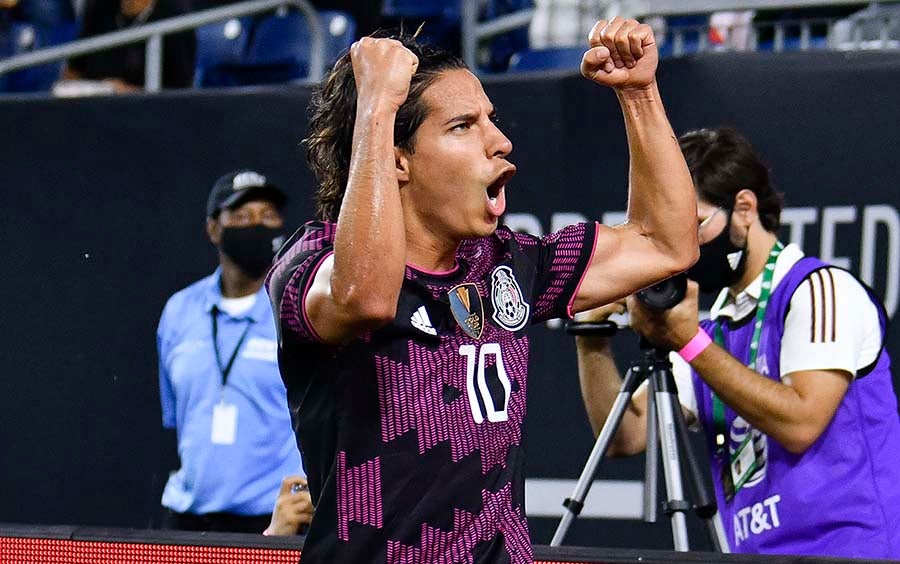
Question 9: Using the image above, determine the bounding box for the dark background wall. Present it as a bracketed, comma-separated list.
[1, 51, 898, 550]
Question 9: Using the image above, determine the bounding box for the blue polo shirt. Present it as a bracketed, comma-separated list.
[158, 269, 303, 516]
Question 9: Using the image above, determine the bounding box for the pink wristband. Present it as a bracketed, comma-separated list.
[678, 329, 712, 362]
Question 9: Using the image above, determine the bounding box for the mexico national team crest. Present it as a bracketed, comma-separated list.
[448, 283, 484, 339]
[490, 266, 530, 331]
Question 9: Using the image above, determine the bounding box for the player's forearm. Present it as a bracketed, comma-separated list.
[689, 344, 822, 453]
[576, 337, 647, 456]
[331, 103, 406, 321]
[618, 82, 698, 271]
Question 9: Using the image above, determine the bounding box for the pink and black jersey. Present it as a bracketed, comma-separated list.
[267, 220, 597, 564]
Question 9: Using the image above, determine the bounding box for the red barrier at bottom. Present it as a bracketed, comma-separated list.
[0, 536, 606, 564]
[0, 525, 887, 564]
[1, 537, 301, 564]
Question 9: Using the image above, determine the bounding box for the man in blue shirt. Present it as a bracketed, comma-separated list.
[157, 170, 312, 533]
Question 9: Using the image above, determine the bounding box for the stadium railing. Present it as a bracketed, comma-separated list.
[470, 0, 900, 72]
[461, 1, 536, 70]
[0, 0, 326, 92]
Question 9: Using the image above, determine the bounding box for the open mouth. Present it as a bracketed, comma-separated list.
[487, 167, 516, 205]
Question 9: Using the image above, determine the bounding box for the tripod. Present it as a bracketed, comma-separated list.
[551, 324, 729, 552]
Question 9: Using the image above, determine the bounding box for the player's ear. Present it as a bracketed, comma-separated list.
[732, 189, 758, 229]
[394, 147, 410, 184]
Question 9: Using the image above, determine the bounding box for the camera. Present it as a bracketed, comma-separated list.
[636, 273, 687, 310]
[565, 273, 688, 337]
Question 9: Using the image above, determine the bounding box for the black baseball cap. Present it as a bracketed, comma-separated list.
[206, 169, 288, 218]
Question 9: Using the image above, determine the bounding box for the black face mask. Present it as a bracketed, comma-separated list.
[220, 225, 284, 278]
[687, 212, 749, 294]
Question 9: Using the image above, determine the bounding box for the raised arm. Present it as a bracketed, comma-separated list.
[571, 18, 699, 313]
[305, 38, 419, 344]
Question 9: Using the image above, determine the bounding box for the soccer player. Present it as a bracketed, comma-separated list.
[267, 19, 698, 563]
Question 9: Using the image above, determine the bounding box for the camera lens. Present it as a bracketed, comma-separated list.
[636, 273, 687, 310]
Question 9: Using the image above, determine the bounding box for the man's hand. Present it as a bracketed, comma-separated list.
[263, 475, 314, 536]
[581, 17, 658, 91]
[350, 37, 419, 112]
[627, 280, 701, 351]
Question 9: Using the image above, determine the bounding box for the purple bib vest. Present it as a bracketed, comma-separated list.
[695, 257, 900, 557]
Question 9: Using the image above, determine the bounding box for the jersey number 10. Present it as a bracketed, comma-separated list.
[459, 344, 511, 423]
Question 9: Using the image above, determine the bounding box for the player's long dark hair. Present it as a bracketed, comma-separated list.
[304, 33, 467, 222]
[679, 127, 784, 232]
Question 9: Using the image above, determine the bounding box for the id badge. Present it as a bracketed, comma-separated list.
[730, 434, 758, 492]
[211, 402, 238, 445]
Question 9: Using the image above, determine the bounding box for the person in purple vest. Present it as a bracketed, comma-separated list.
[578, 127, 900, 557]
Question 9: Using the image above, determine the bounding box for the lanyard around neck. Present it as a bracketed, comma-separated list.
[211, 306, 253, 389]
[711, 241, 784, 452]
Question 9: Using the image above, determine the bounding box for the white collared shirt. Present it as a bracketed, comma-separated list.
[709, 243, 805, 323]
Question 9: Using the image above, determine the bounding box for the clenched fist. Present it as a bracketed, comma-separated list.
[351, 37, 419, 112]
[581, 17, 658, 91]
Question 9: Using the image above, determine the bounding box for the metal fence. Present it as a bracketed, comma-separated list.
[0, 0, 325, 92]
[466, 0, 900, 68]
[4, 0, 900, 90]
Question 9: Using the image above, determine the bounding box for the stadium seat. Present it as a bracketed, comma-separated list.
[194, 17, 252, 87]
[236, 9, 355, 85]
[1, 21, 78, 93]
[195, 10, 355, 87]
[382, 0, 454, 20]
[758, 35, 829, 52]
[754, 16, 832, 53]
[657, 35, 702, 58]
[507, 46, 583, 73]
[658, 15, 706, 58]
[380, 0, 461, 55]
[480, 0, 533, 72]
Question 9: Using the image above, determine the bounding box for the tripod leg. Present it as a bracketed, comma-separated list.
[653, 372, 691, 551]
[707, 512, 731, 553]
[672, 406, 730, 552]
[551, 366, 645, 546]
[643, 376, 659, 523]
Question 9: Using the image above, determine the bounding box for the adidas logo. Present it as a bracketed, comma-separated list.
[411, 306, 437, 335]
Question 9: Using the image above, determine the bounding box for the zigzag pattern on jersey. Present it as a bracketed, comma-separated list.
[375, 330, 529, 473]
[385, 483, 531, 564]
[336, 451, 383, 542]
[268, 222, 336, 343]
[268, 221, 335, 293]
[279, 252, 327, 341]
[519, 223, 591, 321]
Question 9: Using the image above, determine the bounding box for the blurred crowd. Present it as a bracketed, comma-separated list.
[1, 0, 897, 95]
